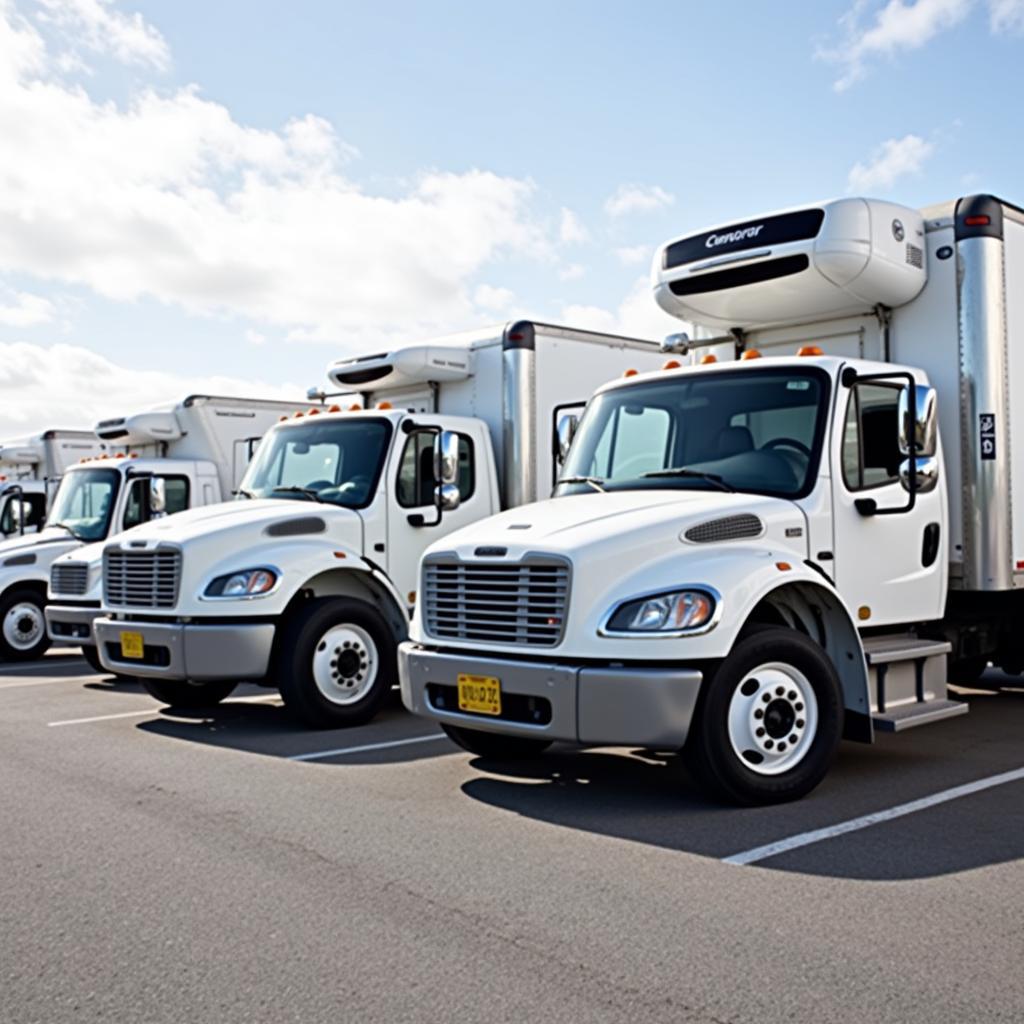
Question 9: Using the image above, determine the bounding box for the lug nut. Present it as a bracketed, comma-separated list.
[754, 708, 764, 720]
[756, 727, 765, 737]
[796, 702, 804, 712]
[777, 743, 787, 752]
[796, 718, 804, 728]
[765, 740, 774, 749]
[789, 735, 798, 744]
[787, 690, 797, 701]
[762, 693, 771, 703]
[775, 686, 785, 696]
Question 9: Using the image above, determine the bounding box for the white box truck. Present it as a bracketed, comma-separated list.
[0, 395, 303, 664]
[0, 430, 104, 538]
[400, 194, 1022, 805]
[91, 322, 662, 727]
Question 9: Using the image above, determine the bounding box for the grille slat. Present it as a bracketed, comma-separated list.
[104, 548, 182, 608]
[423, 559, 570, 647]
[50, 562, 89, 597]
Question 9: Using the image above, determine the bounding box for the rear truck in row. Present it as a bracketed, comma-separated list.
[400, 194, 1023, 805]
[0, 430, 104, 539]
[0, 394, 303, 665]
[90, 322, 662, 727]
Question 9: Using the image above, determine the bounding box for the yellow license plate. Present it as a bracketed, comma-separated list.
[457, 673, 502, 716]
[119, 631, 144, 660]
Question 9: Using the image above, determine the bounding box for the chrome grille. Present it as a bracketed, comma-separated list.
[423, 558, 570, 647]
[51, 561, 89, 596]
[685, 513, 763, 543]
[104, 547, 181, 608]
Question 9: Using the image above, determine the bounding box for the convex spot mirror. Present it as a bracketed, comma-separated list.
[900, 456, 939, 495]
[898, 384, 937, 458]
[556, 413, 579, 464]
[433, 430, 460, 512]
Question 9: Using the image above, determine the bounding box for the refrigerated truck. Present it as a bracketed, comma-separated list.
[0, 430, 104, 538]
[91, 322, 663, 727]
[400, 194, 1023, 805]
[0, 394, 305, 664]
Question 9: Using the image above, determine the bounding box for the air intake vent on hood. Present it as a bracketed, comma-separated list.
[684, 514, 763, 543]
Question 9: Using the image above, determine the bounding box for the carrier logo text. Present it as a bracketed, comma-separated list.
[705, 225, 764, 248]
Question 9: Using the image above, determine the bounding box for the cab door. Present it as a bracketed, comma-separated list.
[385, 423, 494, 603]
[830, 377, 946, 626]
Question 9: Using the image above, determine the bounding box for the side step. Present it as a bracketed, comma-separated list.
[863, 635, 968, 733]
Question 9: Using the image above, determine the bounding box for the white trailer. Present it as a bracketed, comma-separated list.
[400, 194, 1023, 805]
[0, 395, 304, 664]
[91, 322, 662, 726]
[0, 430, 104, 538]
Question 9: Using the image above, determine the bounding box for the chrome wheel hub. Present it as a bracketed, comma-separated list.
[727, 661, 818, 775]
[3, 601, 43, 651]
[311, 624, 378, 706]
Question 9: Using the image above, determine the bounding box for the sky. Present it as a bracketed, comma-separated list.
[0, 0, 1022, 436]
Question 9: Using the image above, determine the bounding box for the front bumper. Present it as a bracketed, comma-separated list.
[45, 603, 101, 646]
[93, 617, 275, 682]
[399, 642, 703, 748]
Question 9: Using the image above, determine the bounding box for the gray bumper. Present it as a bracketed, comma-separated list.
[45, 604, 100, 646]
[93, 617, 275, 682]
[398, 642, 703, 748]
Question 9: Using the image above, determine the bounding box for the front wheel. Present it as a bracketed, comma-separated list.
[81, 644, 104, 673]
[277, 598, 397, 728]
[0, 589, 50, 661]
[140, 678, 239, 708]
[685, 627, 843, 805]
[442, 724, 552, 760]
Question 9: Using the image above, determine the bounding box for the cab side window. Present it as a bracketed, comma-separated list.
[396, 432, 475, 508]
[842, 384, 903, 491]
[123, 476, 190, 529]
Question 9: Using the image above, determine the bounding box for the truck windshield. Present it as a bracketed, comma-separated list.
[241, 419, 393, 509]
[45, 468, 120, 541]
[559, 367, 829, 499]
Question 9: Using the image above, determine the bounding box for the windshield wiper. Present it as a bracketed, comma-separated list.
[270, 486, 326, 504]
[557, 476, 606, 493]
[234, 488, 256, 499]
[640, 468, 736, 493]
[49, 521, 83, 540]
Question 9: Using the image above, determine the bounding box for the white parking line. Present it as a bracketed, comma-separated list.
[723, 766, 1024, 866]
[47, 695, 282, 728]
[0, 675, 103, 690]
[289, 734, 449, 762]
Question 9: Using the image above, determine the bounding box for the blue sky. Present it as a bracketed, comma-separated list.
[0, 0, 1021, 433]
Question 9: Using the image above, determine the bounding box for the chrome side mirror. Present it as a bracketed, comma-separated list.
[433, 431, 461, 512]
[149, 477, 167, 516]
[556, 413, 579, 464]
[900, 455, 939, 495]
[898, 384, 937, 458]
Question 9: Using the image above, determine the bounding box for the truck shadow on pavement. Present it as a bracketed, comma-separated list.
[458, 683, 1024, 882]
[134, 688, 455, 766]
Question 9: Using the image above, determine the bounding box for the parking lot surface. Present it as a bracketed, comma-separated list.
[1, 653, 1021, 1023]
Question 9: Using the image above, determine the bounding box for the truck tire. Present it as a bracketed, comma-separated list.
[81, 644, 104, 673]
[0, 588, 50, 662]
[277, 598, 397, 728]
[685, 627, 843, 805]
[442, 724, 552, 760]
[140, 678, 239, 708]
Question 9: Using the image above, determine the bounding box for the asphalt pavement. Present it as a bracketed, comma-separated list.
[1, 652, 1021, 1023]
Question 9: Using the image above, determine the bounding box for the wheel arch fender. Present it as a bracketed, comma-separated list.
[736, 577, 872, 743]
[0, 574, 48, 604]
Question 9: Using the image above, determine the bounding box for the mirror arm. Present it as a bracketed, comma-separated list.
[406, 426, 444, 528]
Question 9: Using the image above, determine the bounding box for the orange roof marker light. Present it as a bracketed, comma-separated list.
[377, 401, 393, 410]
[740, 349, 762, 361]
[797, 345, 824, 357]
[293, 411, 304, 418]
[700, 354, 718, 365]
[623, 368, 638, 378]
[328, 404, 342, 413]
[307, 408, 320, 416]
[662, 359, 681, 371]
[348, 403, 362, 412]
[279, 415, 288, 422]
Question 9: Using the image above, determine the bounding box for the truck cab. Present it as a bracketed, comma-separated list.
[400, 195, 1017, 805]
[91, 322, 664, 725]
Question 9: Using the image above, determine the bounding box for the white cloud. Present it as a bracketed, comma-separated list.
[0, 341, 302, 436]
[558, 263, 586, 282]
[847, 133, 934, 192]
[244, 328, 266, 346]
[821, 0, 973, 91]
[616, 245, 650, 266]
[562, 276, 682, 341]
[473, 283, 516, 313]
[603, 184, 675, 218]
[34, 0, 170, 70]
[0, 289, 56, 326]
[990, 0, 1024, 28]
[0, 2, 554, 349]
[558, 207, 589, 244]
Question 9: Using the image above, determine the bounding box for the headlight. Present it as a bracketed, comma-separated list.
[603, 588, 717, 634]
[204, 568, 278, 598]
